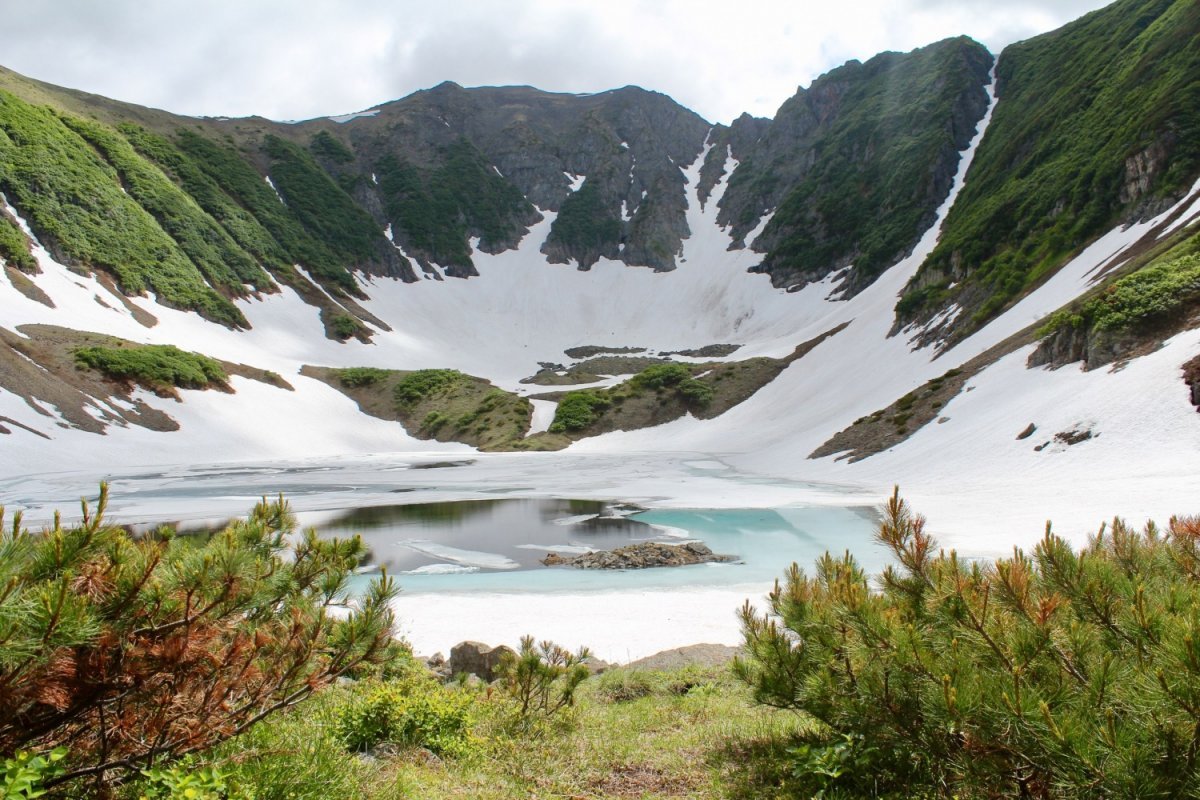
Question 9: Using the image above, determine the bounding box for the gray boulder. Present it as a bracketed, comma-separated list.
[448, 641, 516, 682]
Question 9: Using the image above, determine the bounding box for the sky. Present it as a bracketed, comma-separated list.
[0, 0, 1113, 124]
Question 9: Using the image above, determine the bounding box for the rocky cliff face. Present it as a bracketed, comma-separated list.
[713, 37, 994, 296]
[292, 83, 711, 274]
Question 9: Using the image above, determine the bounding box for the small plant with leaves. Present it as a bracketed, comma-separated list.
[335, 679, 474, 757]
[0, 748, 66, 799]
[496, 636, 591, 724]
[138, 761, 248, 800]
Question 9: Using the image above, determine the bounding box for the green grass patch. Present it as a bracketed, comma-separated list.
[334, 367, 391, 387]
[394, 369, 467, 407]
[74, 344, 227, 391]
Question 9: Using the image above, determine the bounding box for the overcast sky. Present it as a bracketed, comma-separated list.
[0, 0, 1112, 124]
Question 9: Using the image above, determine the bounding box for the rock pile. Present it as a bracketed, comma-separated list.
[541, 541, 735, 569]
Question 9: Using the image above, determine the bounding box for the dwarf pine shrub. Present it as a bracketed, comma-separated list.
[0, 485, 398, 793]
[737, 488, 1200, 798]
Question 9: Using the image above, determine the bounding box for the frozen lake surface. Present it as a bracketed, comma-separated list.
[2, 451, 898, 662]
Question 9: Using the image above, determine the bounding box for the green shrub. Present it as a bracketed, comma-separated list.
[0, 486, 397, 793]
[328, 313, 361, 341]
[393, 369, 465, 406]
[335, 680, 474, 757]
[0, 748, 65, 799]
[138, 761, 247, 800]
[544, 179, 621, 262]
[906, 0, 1200, 329]
[496, 636, 590, 723]
[334, 366, 390, 387]
[631, 363, 692, 390]
[737, 488, 1200, 797]
[548, 391, 611, 433]
[0, 92, 244, 326]
[0, 214, 35, 272]
[74, 344, 228, 391]
[678, 379, 715, 409]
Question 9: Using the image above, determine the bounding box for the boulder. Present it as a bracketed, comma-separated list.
[626, 643, 741, 671]
[449, 641, 516, 682]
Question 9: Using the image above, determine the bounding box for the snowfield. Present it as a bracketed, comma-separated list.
[2, 77, 1200, 661]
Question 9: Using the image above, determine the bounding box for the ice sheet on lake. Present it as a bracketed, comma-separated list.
[400, 540, 520, 570]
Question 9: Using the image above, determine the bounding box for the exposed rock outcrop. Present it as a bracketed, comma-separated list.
[541, 541, 735, 570]
[448, 641, 515, 682]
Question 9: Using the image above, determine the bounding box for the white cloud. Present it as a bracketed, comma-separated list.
[0, 0, 1112, 123]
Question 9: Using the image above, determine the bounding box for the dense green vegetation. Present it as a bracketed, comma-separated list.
[335, 366, 392, 387]
[263, 134, 382, 277]
[548, 389, 613, 432]
[738, 490, 1200, 797]
[545, 179, 622, 265]
[63, 116, 271, 293]
[310, 130, 355, 165]
[0, 212, 34, 271]
[172, 129, 358, 292]
[1042, 251, 1200, 337]
[168, 660, 787, 800]
[73, 343, 228, 391]
[548, 362, 723, 434]
[903, 0, 1200, 329]
[376, 139, 533, 271]
[0, 91, 244, 325]
[743, 37, 991, 289]
[122, 125, 294, 273]
[9, 487, 1200, 798]
[393, 368, 467, 406]
[0, 488, 397, 795]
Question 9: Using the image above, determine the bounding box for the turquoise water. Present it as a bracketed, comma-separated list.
[326, 500, 889, 595]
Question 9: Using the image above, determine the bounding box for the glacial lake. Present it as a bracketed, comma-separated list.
[300, 498, 890, 595]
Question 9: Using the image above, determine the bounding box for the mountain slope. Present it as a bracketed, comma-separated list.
[899, 0, 1200, 338]
[714, 37, 993, 295]
[0, 0, 1198, 543]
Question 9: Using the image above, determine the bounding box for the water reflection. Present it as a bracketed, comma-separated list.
[309, 498, 671, 574]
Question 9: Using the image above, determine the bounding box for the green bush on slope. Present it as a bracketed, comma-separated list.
[74, 343, 229, 391]
[63, 116, 271, 293]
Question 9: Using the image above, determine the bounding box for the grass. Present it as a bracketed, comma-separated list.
[182, 663, 805, 800]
